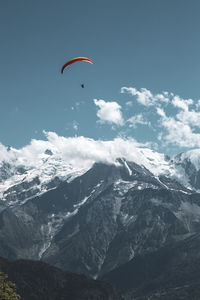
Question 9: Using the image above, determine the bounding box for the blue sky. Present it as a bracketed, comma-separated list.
[1, 0, 200, 156]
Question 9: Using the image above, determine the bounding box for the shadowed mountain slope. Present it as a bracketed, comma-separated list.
[102, 233, 200, 299]
[0, 257, 123, 300]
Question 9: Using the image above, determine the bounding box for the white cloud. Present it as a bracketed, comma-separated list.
[172, 96, 193, 111]
[73, 121, 78, 131]
[125, 101, 132, 106]
[94, 99, 124, 126]
[121, 87, 153, 106]
[121, 87, 169, 106]
[195, 99, 200, 109]
[176, 110, 200, 127]
[154, 93, 200, 148]
[169, 95, 200, 127]
[118, 86, 200, 149]
[157, 110, 200, 148]
[127, 114, 149, 128]
[156, 107, 166, 118]
[154, 93, 169, 103]
[163, 91, 169, 96]
[0, 131, 169, 175]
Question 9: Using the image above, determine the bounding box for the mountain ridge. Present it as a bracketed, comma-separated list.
[0, 142, 200, 292]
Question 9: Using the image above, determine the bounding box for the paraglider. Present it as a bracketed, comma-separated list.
[61, 57, 94, 74]
[81, 84, 84, 88]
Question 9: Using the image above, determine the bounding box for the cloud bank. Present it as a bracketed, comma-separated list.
[0, 131, 171, 176]
[121, 86, 200, 149]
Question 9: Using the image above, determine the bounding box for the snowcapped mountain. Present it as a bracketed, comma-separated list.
[0, 134, 200, 285]
[0, 133, 197, 208]
[0, 152, 88, 207]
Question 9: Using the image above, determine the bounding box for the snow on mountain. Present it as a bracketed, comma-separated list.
[0, 132, 200, 207]
[172, 148, 200, 191]
[0, 133, 175, 202]
[174, 149, 200, 171]
[0, 161, 88, 206]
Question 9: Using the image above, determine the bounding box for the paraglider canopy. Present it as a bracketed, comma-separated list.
[61, 57, 94, 74]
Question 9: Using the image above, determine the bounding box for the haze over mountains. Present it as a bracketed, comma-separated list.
[0, 133, 200, 299]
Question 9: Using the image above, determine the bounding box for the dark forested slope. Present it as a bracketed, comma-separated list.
[0, 257, 122, 300]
